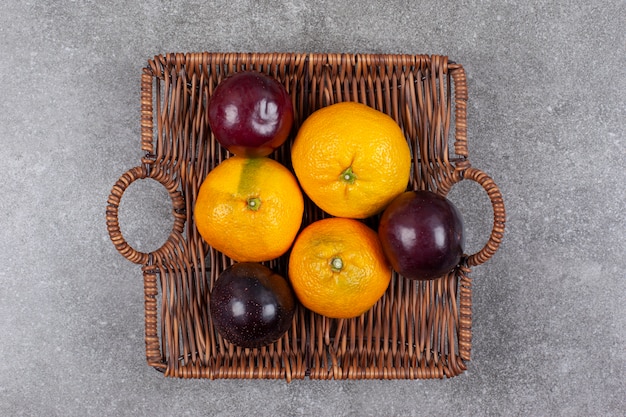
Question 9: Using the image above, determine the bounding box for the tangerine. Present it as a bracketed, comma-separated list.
[194, 156, 304, 262]
[288, 217, 391, 319]
[291, 102, 411, 219]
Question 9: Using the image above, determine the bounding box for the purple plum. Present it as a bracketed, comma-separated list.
[208, 71, 294, 157]
[378, 191, 465, 280]
[209, 262, 295, 348]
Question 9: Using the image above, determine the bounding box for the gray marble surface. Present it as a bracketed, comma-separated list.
[1, 1, 624, 416]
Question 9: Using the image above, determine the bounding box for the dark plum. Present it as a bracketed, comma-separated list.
[208, 71, 294, 157]
[209, 262, 295, 348]
[378, 191, 465, 280]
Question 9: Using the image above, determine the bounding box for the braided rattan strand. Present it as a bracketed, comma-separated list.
[106, 52, 505, 380]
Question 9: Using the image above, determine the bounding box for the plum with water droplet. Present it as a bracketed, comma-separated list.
[209, 262, 295, 348]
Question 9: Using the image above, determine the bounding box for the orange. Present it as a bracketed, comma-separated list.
[291, 102, 411, 219]
[194, 156, 304, 262]
[288, 217, 391, 319]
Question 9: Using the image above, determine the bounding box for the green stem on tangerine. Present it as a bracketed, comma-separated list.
[339, 166, 357, 184]
[247, 197, 261, 211]
[330, 257, 344, 272]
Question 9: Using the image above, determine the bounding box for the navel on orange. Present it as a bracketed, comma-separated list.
[194, 156, 304, 262]
[291, 102, 412, 219]
[288, 217, 391, 319]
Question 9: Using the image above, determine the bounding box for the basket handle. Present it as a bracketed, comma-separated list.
[458, 167, 506, 267]
[106, 165, 186, 265]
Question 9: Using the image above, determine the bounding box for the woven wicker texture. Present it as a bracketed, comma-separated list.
[106, 52, 505, 380]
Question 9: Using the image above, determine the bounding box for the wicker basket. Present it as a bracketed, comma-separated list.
[106, 52, 505, 381]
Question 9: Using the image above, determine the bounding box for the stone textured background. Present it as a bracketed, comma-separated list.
[1, 1, 624, 415]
